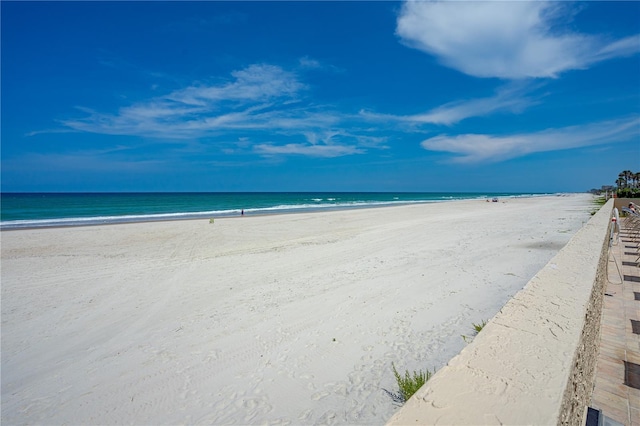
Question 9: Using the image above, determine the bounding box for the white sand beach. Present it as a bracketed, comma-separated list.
[1, 194, 594, 425]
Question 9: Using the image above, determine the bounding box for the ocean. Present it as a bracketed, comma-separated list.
[0, 192, 547, 229]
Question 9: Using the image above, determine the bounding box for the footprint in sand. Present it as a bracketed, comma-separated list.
[298, 409, 314, 422]
[311, 390, 331, 401]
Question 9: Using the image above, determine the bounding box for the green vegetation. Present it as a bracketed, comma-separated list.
[590, 196, 607, 215]
[593, 196, 607, 206]
[472, 319, 487, 333]
[462, 319, 488, 342]
[589, 170, 639, 198]
[384, 363, 433, 404]
[617, 188, 640, 198]
[615, 170, 640, 198]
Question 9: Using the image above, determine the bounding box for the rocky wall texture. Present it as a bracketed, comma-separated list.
[558, 205, 611, 426]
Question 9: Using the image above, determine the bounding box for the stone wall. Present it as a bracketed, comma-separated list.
[386, 200, 614, 425]
[558, 202, 611, 425]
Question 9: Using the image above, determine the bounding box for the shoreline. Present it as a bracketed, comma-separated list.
[1, 194, 595, 424]
[0, 192, 573, 231]
[0, 201, 438, 231]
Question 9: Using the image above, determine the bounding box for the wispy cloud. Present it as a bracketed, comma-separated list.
[298, 56, 322, 70]
[252, 130, 386, 158]
[57, 63, 377, 158]
[254, 143, 363, 158]
[411, 83, 543, 125]
[396, 1, 640, 79]
[167, 64, 305, 105]
[361, 82, 542, 126]
[62, 64, 311, 138]
[421, 116, 640, 163]
[297, 56, 344, 74]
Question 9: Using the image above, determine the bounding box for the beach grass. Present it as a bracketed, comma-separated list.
[590, 195, 607, 215]
[593, 196, 607, 206]
[462, 319, 488, 342]
[472, 319, 487, 333]
[385, 363, 433, 404]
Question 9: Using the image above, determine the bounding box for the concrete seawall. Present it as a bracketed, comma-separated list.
[387, 199, 613, 425]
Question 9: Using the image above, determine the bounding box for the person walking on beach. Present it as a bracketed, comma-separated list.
[241, 209, 244, 216]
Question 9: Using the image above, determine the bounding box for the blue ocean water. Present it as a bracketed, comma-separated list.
[0, 192, 545, 229]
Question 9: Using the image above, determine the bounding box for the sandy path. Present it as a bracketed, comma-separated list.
[1, 194, 594, 425]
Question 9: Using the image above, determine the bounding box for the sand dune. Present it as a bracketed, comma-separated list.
[1, 194, 594, 425]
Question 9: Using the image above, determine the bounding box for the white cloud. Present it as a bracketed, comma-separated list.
[421, 116, 640, 163]
[166, 64, 304, 106]
[58, 63, 382, 159]
[298, 56, 322, 69]
[296, 56, 344, 74]
[412, 83, 541, 125]
[61, 64, 334, 139]
[254, 143, 363, 158]
[396, 1, 640, 79]
[252, 129, 384, 158]
[361, 82, 541, 126]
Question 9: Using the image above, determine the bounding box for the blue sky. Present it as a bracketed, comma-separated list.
[2, 1, 639, 193]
